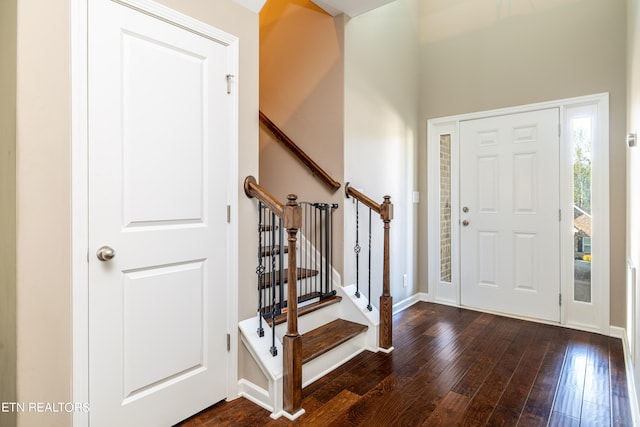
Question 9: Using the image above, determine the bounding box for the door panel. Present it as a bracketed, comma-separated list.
[460, 109, 560, 322]
[88, 1, 230, 425]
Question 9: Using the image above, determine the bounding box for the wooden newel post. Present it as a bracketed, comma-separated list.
[379, 195, 393, 350]
[283, 194, 303, 415]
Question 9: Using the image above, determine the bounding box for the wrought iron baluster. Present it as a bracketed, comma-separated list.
[270, 211, 278, 356]
[256, 203, 265, 337]
[354, 200, 361, 298]
[308, 203, 312, 299]
[367, 207, 373, 311]
[278, 217, 284, 319]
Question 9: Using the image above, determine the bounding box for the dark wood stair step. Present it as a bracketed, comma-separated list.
[260, 245, 289, 257]
[260, 267, 318, 288]
[301, 319, 368, 365]
[266, 294, 341, 327]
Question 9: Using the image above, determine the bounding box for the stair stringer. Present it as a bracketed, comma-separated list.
[238, 317, 291, 420]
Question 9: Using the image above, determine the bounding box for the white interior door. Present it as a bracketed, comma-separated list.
[88, 1, 232, 425]
[460, 109, 560, 322]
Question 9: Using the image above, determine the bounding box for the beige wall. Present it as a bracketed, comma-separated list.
[16, 0, 72, 425]
[343, 0, 420, 305]
[14, 1, 258, 426]
[259, 0, 345, 275]
[417, 0, 628, 326]
[0, 0, 17, 426]
[627, 0, 640, 407]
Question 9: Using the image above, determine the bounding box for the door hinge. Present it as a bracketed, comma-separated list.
[226, 333, 231, 352]
[559, 293, 562, 306]
[226, 74, 234, 94]
[227, 205, 231, 223]
[558, 123, 561, 138]
[559, 209, 562, 221]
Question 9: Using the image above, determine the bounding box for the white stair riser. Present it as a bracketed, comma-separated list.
[274, 301, 340, 340]
[302, 332, 367, 387]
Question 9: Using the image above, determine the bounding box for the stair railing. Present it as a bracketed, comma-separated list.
[345, 183, 394, 350]
[244, 176, 303, 414]
[259, 111, 341, 192]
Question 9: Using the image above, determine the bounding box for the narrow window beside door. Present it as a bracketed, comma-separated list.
[571, 115, 593, 303]
[440, 134, 452, 283]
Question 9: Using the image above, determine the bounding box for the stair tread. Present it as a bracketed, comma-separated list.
[301, 319, 368, 365]
[266, 295, 341, 326]
[260, 267, 318, 288]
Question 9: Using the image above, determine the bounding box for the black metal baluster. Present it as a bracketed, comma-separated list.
[311, 203, 320, 295]
[329, 204, 338, 297]
[278, 217, 284, 319]
[367, 208, 373, 311]
[270, 211, 277, 356]
[300, 202, 311, 295]
[256, 203, 265, 337]
[354, 200, 361, 298]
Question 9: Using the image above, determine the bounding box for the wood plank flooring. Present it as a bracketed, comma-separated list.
[178, 302, 634, 426]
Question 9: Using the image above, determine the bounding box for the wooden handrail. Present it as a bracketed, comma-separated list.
[345, 183, 394, 350]
[345, 183, 381, 215]
[259, 111, 341, 192]
[244, 176, 284, 218]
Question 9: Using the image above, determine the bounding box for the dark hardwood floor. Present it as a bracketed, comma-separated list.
[178, 302, 634, 426]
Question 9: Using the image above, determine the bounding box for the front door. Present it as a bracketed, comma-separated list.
[88, 1, 232, 425]
[460, 109, 560, 322]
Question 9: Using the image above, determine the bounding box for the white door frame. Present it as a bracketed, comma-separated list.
[71, 1, 240, 425]
[427, 93, 610, 333]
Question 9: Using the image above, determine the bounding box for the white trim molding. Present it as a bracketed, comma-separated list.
[610, 326, 640, 425]
[427, 93, 610, 334]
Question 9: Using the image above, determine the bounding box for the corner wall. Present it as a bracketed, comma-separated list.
[417, 0, 628, 326]
[343, 0, 420, 305]
[0, 1, 17, 426]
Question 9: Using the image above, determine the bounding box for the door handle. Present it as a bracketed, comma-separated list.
[462, 220, 469, 226]
[96, 246, 116, 261]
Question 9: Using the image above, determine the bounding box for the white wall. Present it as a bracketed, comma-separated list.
[627, 0, 640, 410]
[344, 0, 420, 306]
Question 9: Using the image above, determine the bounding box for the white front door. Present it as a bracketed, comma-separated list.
[88, 1, 232, 425]
[460, 109, 560, 322]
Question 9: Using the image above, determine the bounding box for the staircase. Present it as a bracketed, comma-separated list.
[239, 282, 382, 420]
[240, 114, 393, 420]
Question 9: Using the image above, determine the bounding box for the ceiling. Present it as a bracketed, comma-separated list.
[310, 0, 397, 17]
[233, 0, 397, 17]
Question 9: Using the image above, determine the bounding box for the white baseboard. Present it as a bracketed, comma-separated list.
[610, 326, 640, 425]
[392, 294, 419, 314]
[237, 379, 273, 413]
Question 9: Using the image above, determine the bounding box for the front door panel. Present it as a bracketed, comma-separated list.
[460, 109, 560, 322]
